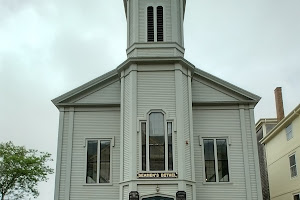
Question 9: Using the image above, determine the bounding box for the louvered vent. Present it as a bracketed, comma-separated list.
[157, 6, 164, 42]
[147, 6, 154, 42]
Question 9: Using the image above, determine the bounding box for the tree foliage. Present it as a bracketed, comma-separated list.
[0, 141, 54, 200]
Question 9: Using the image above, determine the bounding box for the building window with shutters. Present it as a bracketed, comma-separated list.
[289, 154, 298, 178]
[141, 111, 173, 171]
[203, 138, 230, 183]
[86, 139, 112, 184]
[147, 6, 164, 42]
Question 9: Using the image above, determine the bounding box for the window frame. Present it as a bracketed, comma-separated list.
[139, 110, 175, 172]
[201, 137, 231, 184]
[289, 153, 298, 178]
[84, 137, 113, 185]
[146, 5, 165, 42]
[286, 123, 293, 141]
[294, 193, 300, 200]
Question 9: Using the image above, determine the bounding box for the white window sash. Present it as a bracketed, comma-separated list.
[85, 138, 113, 184]
[202, 137, 230, 183]
[290, 154, 298, 178]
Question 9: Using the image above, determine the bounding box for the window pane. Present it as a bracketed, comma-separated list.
[100, 141, 110, 183]
[157, 6, 164, 41]
[290, 155, 296, 166]
[291, 166, 297, 177]
[294, 194, 300, 200]
[204, 139, 216, 182]
[286, 124, 293, 140]
[217, 139, 229, 182]
[167, 122, 173, 170]
[86, 140, 98, 183]
[141, 122, 146, 171]
[287, 131, 293, 140]
[147, 7, 154, 42]
[149, 112, 165, 170]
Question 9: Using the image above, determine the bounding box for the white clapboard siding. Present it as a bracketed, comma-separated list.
[68, 110, 120, 200]
[129, 2, 134, 45]
[138, 184, 178, 198]
[183, 75, 192, 180]
[193, 108, 247, 199]
[75, 81, 121, 104]
[137, 71, 176, 118]
[176, 1, 182, 44]
[192, 80, 238, 102]
[136, 49, 177, 57]
[165, 0, 172, 42]
[245, 110, 259, 200]
[186, 184, 193, 200]
[138, 0, 146, 42]
[123, 75, 131, 181]
[59, 113, 69, 200]
[123, 185, 129, 200]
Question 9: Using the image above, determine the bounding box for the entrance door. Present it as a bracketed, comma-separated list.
[143, 196, 173, 200]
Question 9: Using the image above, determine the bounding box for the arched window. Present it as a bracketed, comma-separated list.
[156, 6, 164, 42]
[147, 6, 164, 42]
[141, 112, 173, 171]
[147, 6, 154, 42]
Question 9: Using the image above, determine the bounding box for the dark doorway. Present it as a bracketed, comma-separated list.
[143, 196, 173, 200]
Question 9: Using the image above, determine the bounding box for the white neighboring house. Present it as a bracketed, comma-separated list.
[52, 0, 263, 199]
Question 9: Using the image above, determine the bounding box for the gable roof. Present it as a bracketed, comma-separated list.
[261, 104, 300, 144]
[52, 57, 260, 108]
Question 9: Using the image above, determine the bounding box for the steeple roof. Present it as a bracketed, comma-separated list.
[122, 0, 186, 17]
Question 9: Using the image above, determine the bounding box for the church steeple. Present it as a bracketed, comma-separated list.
[123, 0, 186, 58]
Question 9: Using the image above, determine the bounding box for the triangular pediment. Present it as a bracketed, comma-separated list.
[75, 80, 120, 104]
[192, 68, 260, 104]
[52, 69, 120, 106]
[192, 80, 238, 102]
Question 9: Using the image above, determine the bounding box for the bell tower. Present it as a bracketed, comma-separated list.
[123, 0, 186, 57]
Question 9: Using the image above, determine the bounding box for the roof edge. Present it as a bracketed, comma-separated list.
[261, 104, 300, 144]
[255, 118, 278, 129]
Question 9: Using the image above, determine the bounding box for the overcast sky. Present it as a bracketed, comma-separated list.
[0, 0, 299, 199]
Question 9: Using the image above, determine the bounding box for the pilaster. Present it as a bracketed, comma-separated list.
[54, 108, 64, 200]
[175, 64, 185, 187]
[239, 105, 252, 200]
[65, 107, 74, 200]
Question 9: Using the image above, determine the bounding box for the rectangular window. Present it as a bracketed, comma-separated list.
[167, 122, 173, 171]
[86, 139, 111, 184]
[286, 124, 293, 140]
[203, 138, 229, 183]
[142, 122, 147, 171]
[294, 194, 300, 200]
[289, 154, 297, 178]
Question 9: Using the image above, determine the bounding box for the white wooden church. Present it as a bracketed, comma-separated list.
[53, 0, 263, 199]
